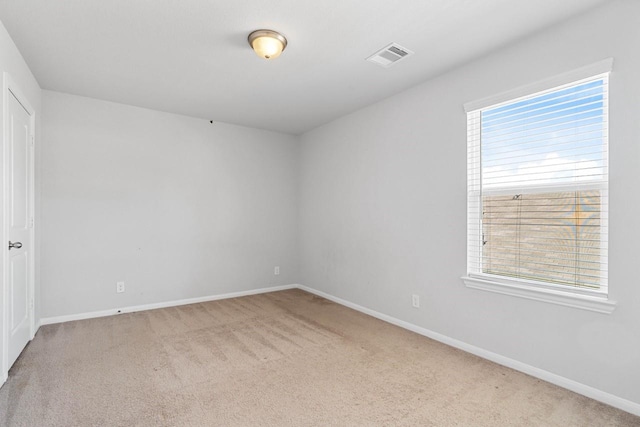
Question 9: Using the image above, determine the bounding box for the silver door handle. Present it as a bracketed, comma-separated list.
[8, 241, 22, 250]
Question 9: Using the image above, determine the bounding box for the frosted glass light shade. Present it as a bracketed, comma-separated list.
[248, 30, 287, 60]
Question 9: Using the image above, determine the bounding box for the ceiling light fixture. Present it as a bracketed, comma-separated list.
[248, 29, 287, 60]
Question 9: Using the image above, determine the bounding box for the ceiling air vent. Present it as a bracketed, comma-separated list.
[366, 43, 413, 68]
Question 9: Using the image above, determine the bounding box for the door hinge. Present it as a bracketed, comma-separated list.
[30, 135, 34, 146]
[29, 217, 35, 228]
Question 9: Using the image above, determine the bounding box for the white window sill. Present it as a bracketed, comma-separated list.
[461, 275, 616, 314]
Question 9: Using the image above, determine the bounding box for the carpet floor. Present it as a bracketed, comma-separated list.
[0, 289, 637, 426]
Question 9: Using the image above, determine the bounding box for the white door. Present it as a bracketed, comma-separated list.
[6, 86, 33, 369]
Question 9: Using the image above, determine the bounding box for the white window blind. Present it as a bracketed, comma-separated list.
[467, 74, 609, 296]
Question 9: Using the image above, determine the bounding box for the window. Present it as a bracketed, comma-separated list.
[463, 60, 615, 313]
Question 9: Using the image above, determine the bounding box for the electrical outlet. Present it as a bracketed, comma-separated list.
[412, 294, 420, 308]
[274, 266, 280, 275]
[117, 281, 125, 293]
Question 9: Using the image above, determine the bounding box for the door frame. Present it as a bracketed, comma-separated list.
[1, 72, 36, 385]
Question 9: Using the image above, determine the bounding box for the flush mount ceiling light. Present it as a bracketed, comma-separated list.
[248, 29, 288, 60]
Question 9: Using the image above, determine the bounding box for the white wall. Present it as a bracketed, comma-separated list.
[41, 91, 298, 318]
[299, 0, 640, 407]
[0, 20, 42, 383]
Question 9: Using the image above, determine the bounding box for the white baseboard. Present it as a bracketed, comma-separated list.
[39, 284, 297, 326]
[297, 285, 640, 417]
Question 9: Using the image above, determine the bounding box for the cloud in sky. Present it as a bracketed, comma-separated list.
[483, 152, 604, 189]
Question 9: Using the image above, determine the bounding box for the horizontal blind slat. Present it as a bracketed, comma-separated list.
[481, 79, 606, 119]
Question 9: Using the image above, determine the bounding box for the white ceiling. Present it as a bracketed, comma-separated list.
[0, 0, 609, 135]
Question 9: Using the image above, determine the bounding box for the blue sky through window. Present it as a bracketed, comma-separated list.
[481, 79, 605, 189]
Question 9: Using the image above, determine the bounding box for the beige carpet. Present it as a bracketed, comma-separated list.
[0, 289, 637, 426]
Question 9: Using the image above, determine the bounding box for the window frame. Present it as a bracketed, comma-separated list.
[461, 59, 616, 314]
